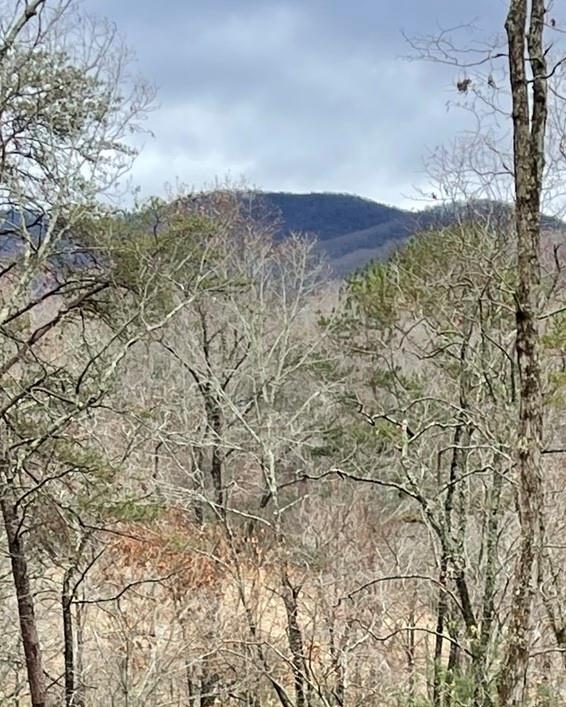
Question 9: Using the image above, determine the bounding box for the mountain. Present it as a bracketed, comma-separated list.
[4, 194, 563, 279]
[260, 192, 406, 243]
[255, 192, 441, 274]
[257, 192, 564, 275]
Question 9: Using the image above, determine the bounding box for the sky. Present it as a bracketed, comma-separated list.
[83, 0, 513, 208]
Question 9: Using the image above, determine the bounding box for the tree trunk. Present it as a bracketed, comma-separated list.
[328, 618, 345, 706]
[62, 568, 80, 706]
[406, 602, 417, 704]
[281, 567, 308, 707]
[498, 1, 547, 704]
[203, 389, 226, 515]
[1, 494, 47, 707]
[200, 655, 219, 707]
[446, 626, 460, 707]
[433, 420, 465, 706]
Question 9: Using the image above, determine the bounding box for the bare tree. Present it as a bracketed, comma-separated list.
[497, 2, 547, 703]
[0, 3, 156, 703]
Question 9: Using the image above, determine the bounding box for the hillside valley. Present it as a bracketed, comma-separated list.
[258, 191, 565, 274]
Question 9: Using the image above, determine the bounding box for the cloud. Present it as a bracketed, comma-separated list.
[85, 0, 513, 207]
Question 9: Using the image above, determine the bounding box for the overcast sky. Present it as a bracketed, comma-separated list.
[83, 0, 513, 208]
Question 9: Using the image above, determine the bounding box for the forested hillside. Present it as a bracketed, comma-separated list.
[260, 192, 406, 241]
[259, 192, 565, 274]
[259, 191, 412, 273]
[0, 2, 564, 707]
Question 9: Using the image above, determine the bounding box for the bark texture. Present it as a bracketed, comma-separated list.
[1, 494, 47, 707]
[497, 1, 547, 703]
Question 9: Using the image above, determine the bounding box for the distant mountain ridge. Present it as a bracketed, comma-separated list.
[3, 194, 563, 278]
[261, 192, 405, 243]
[257, 191, 564, 275]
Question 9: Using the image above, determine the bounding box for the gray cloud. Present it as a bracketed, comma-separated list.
[84, 0, 513, 207]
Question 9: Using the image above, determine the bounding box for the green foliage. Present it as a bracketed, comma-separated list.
[541, 312, 566, 406]
[105, 497, 166, 523]
[305, 354, 343, 385]
[347, 258, 399, 325]
[67, 199, 233, 336]
[54, 440, 114, 480]
[542, 311, 566, 351]
[547, 371, 566, 406]
[346, 223, 515, 323]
